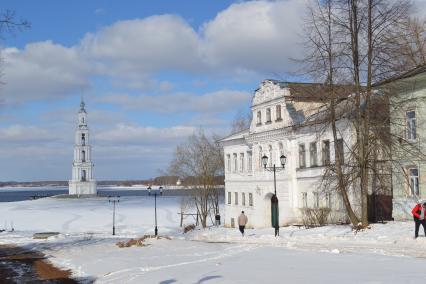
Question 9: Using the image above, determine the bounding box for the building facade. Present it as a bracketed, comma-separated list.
[386, 67, 426, 220]
[220, 80, 353, 228]
[68, 99, 97, 195]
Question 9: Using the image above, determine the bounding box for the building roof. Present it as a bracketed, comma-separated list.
[374, 64, 426, 86]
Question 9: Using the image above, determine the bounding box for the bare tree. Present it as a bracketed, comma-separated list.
[169, 129, 224, 228]
[302, 0, 360, 227]
[230, 109, 252, 134]
[302, 0, 412, 227]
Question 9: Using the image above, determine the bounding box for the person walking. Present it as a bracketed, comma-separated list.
[238, 211, 248, 236]
[412, 202, 426, 238]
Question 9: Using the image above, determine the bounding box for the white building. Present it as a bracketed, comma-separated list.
[219, 80, 354, 228]
[69, 99, 97, 195]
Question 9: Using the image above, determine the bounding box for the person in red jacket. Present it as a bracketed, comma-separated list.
[412, 202, 426, 238]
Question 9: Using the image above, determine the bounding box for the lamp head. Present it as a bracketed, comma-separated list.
[261, 155, 268, 168]
[280, 155, 287, 168]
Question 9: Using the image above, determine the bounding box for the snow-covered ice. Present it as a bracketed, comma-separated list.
[1, 196, 426, 283]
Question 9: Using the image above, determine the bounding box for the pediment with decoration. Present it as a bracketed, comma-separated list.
[252, 80, 288, 106]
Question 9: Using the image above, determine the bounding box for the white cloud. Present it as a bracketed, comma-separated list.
[101, 90, 251, 113]
[201, 0, 306, 74]
[94, 124, 195, 146]
[80, 15, 202, 77]
[1, 41, 91, 104]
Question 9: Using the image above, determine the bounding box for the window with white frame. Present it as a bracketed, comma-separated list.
[242, 192, 246, 206]
[266, 108, 272, 123]
[302, 192, 308, 208]
[338, 195, 344, 210]
[239, 153, 244, 172]
[234, 192, 238, 205]
[233, 154, 237, 172]
[313, 192, 319, 208]
[227, 191, 231, 204]
[299, 144, 306, 168]
[249, 193, 253, 206]
[406, 110, 416, 140]
[326, 192, 332, 209]
[247, 151, 253, 172]
[336, 139, 344, 164]
[226, 154, 231, 172]
[257, 111, 262, 125]
[276, 105, 282, 121]
[310, 142, 318, 167]
[408, 167, 420, 196]
[322, 140, 330, 165]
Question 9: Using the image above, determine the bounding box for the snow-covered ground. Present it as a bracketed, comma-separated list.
[1, 196, 425, 283]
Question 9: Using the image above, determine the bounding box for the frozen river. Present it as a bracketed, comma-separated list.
[0, 186, 222, 202]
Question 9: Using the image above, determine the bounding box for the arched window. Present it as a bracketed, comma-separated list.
[81, 133, 86, 146]
[81, 150, 86, 162]
[81, 170, 87, 181]
[278, 142, 284, 155]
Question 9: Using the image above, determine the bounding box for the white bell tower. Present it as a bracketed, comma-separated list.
[69, 99, 97, 195]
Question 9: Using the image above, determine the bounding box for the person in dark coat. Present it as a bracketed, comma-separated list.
[412, 202, 426, 238]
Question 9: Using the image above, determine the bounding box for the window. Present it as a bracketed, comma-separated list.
[81, 133, 86, 146]
[81, 150, 86, 162]
[266, 108, 272, 123]
[326, 193, 332, 209]
[302, 192, 308, 208]
[227, 192, 231, 204]
[81, 170, 86, 182]
[322, 140, 330, 165]
[406, 110, 416, 140]
[249, 193, 253, 206]
[409, 168, 419, 196]
[242, 193, 246, 206]
[226, 154, 231, 172]
[247, 151, 253, 172]
[257, 111, 262, 125]
[268, 145, 273, 167]
[258, 146, 263, 169]
[338, 195, 344, 210]
[276, 105, 282, 121]
[234, 192, 238, 205]
[336, 139, 344, 164]
[240, 153, 245, 172]
[299, 144, 306, 168]
[233, 154, 237, 172]
[310, 142, 318, 167]
[313, 192, 319, 208]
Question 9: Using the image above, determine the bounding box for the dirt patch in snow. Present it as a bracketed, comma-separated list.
[0, 244, 89, 283]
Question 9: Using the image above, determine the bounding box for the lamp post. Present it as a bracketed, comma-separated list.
[262, 154, 286, 237]
[108, 196, 120, 236]
[151, 186, 163, 236]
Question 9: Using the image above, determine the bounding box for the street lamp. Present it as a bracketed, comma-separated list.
[108, 196, 120, 236]
[150, 187, 163, 236]
[262, 154, 286, 237]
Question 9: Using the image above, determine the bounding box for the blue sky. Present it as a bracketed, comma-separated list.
[1, 0, 425, 181]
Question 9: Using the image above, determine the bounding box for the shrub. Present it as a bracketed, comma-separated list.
[300, 207, 331, 228]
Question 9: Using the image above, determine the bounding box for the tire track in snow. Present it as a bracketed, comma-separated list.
[62, 214, 81, 231]
[100, 243, 260, 283]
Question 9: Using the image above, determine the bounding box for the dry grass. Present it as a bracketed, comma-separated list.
[116, 234, 171, 248]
